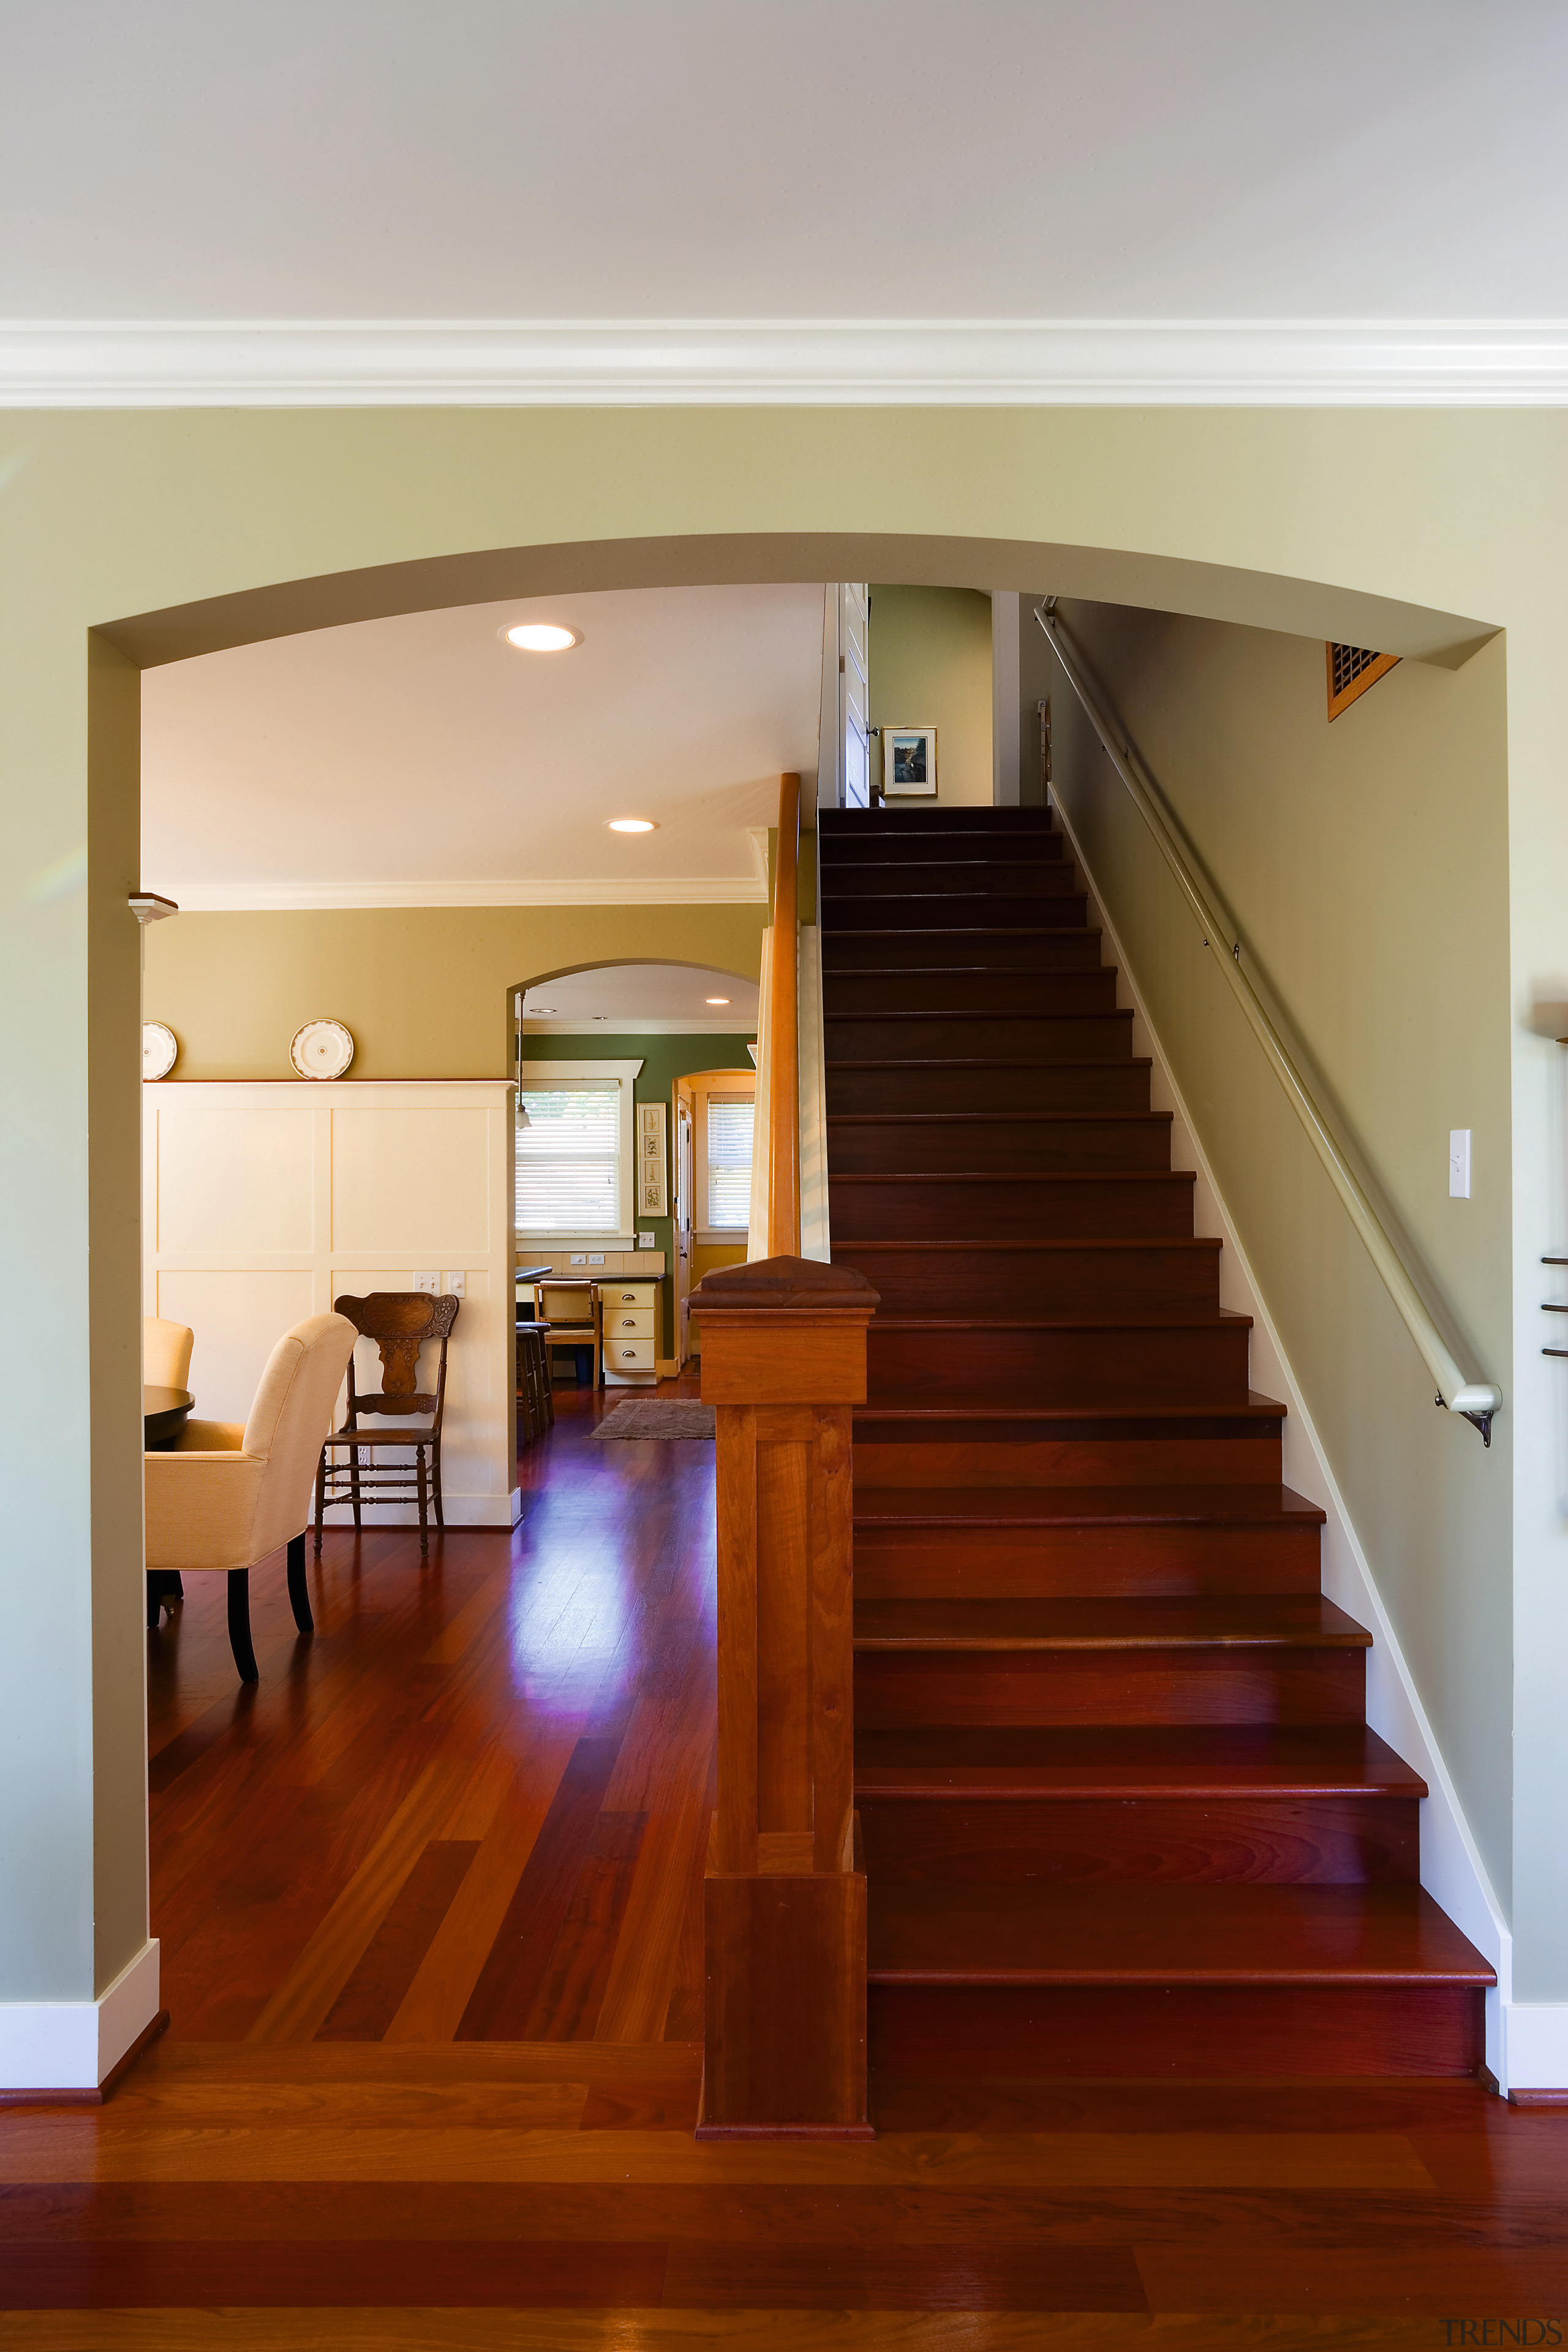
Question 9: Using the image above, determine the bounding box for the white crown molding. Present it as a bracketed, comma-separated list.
[522, 1017, 757, 1036]
[169, 873, 769, 912]
[4, 318, 1568, 406]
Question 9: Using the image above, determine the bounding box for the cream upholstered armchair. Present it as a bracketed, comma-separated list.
[143, 1316, 194, 1392]
[145, 1312, 356, 1683]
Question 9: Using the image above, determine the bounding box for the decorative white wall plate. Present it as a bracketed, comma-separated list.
[290, 1019, 355, 1080]
[141, 1021, 178, 1080]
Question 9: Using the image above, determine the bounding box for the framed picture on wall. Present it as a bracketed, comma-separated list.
[884, 725, 937, 795]
[638, 1101, 668, 1215]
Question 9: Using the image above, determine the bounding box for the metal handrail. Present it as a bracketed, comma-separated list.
[1035, 600, 1501, 1446]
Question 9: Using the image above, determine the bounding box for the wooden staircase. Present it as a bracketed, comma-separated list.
[818, 802, 1493, 2083]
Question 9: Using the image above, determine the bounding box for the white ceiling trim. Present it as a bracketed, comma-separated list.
[170, 873, 769, 913]
[6, 319, 1568, 407]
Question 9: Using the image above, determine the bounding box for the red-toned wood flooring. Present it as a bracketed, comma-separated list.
[2, 1375, 1563, 2335]
[819, 801, 1496, 2086]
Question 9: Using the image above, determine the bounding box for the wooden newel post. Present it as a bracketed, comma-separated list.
[689, 1254, 880, 2139]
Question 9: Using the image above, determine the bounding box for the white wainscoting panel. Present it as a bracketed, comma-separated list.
[144, 1081, 519, 1528]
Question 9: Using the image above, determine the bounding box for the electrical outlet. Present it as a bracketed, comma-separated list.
[412, 1270, 438, 1294]
[588, 1253, 605, 1266]
[638, 1231, 655, 1249]
[570, 1253, 586, 1267]
[443, 1271, 466, 1298]
[1449, 1130, 1472, 1199]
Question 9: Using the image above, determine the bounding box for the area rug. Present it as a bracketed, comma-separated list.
[593, 1399, 716, 1441]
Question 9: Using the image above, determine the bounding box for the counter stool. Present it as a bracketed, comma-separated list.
[516, 1319, 554, 1444]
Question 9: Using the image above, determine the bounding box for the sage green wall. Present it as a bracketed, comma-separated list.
[521, 1030, 756, 1359]
[142, 905, 766, 1082]
[868, 584, 993, 805]
[1048, 599, 1513, 1907]
[3, 401, 1567, 2031]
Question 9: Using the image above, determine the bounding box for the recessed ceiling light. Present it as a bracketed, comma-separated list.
[705, 997, 730, 1005]
[503, 622, 581, 652]
[530, 1005, 557, 1015]
[606, 817, 657, 834]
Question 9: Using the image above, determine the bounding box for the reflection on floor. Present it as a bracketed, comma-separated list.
[4, 1372, 1565, 2335]
[148, 1368, 716, 2046]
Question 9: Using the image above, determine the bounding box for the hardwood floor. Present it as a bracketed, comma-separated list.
[7, 1377, 1565, 2339]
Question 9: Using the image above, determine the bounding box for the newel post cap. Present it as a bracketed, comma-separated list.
[689, 1254, 880, 1317]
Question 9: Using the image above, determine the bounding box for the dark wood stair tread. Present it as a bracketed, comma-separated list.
[867, 1882, 1495, 1986]
[832, 1170, 1196, 1187]
[853, 1596, 1372, 1651]
[855, 1390, 1286, 1425]
[827, 1057, 1156, 1072]
[853, 1482, 1324, 1529]
[869, 1311, 1253, 1333]
[826, 1009, 1129, 1025]
[839, 1236, 1216, 1257]
[828, 1110, 1172, 1126]
[853, 1724, 1425, 1799]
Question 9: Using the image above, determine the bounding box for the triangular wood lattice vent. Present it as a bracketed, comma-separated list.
[1327, 642, 1400, 720]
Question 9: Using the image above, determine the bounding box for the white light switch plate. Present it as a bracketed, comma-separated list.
[570, 1253, 586, 1266]
[1449, 1129, 1472, 1199]
[412, 1270, 438, 1294]
[638, 1231, 655, 1248]
[443, 1271, 466, 1297]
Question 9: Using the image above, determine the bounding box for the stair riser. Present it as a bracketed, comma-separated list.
[831, 1175, 1193, 1242]
[823, 931, 1104, 974]
[826, 1064, 1153, 1117]
[858, 1796, 1420, 1885]
[854, 1651, 1365, 1728]
[824, 970, 1117, 1014]
[833, 1242, 1218, 1316]
[831, 1117, 1171, 1175]
[823, 865, 1078, 902]
[826, 1015, 1132, 1061]
[852, 1523, 1323, 1599]
[854, 1436, 1283, 1490]
[821, 809, 1058, 836]
[821, 832, 1065, 867]
[825, 895, 1090, 932]
[867, 1984, 1485, 2078]
[866, 1322, 1253, 1406]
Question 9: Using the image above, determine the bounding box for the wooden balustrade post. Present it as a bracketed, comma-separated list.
[690, 1254, 879, 2138]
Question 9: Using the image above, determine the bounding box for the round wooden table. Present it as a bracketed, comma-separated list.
[143, 1385, 194, 1447]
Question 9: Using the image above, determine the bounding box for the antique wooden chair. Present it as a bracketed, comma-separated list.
[314, 1291, 460, 1556]
[533, 1279, 603, 1388]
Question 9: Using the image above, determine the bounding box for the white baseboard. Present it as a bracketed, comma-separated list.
[1050, 792, 1515, 2086]
[317, 1486, 522, 1529]
[1501, 2002, 1568, 2093]
[0, 1939, 160, 2093]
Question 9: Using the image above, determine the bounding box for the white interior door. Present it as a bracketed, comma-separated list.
[839, 581, 870, 809]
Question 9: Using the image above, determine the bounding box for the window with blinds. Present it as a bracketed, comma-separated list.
[516, 1083, 621, 1234]
[706, 1095, 755, 1231]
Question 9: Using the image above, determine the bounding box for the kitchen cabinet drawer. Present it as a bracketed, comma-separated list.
[606, 1336, 657, 1370]
[605, 1281, 658, 1310]
[606, 1308, 655, 1336]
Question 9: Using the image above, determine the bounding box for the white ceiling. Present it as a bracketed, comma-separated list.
[141, 584, 823, 905]
[521, 963, 759, 1032]
[5, 0, 1566, 324]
